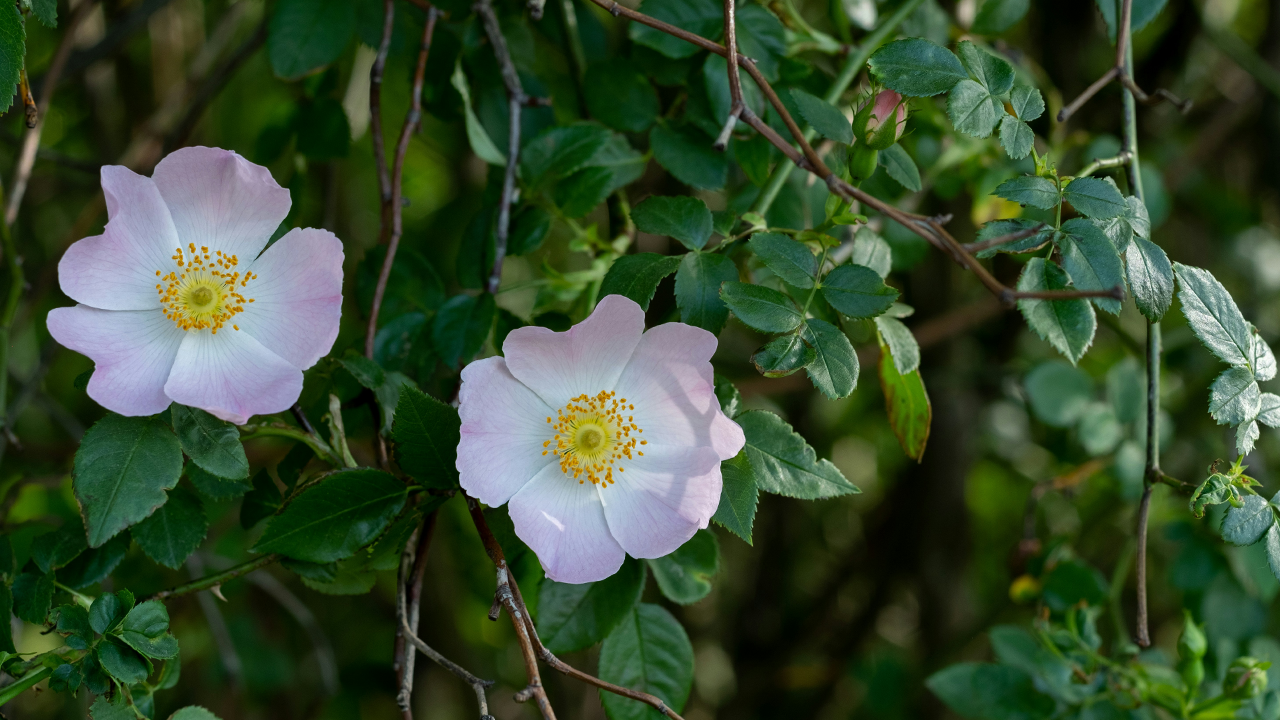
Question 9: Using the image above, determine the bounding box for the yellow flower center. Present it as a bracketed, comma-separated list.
[155, 243, 257, 333]
[543, 390, 646, 487]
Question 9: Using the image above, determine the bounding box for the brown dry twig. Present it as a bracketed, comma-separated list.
[475, 0, 526, 295]
[1056, 0, 1191, 122]
[960, 223, 1048, 255]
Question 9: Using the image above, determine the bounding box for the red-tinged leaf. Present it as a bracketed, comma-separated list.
[879, 346, 931, 461]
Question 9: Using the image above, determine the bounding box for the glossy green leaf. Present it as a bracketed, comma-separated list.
[32, 519, 87, 574]
[392, 385, 460, 490]
[947, 78, 1004, 138]
[974, 219, 1051, 258]
[879, 343, 931, 461]
[450, 60, 505, 166]
[1010, 84, 1045, 121]
[875, 315, 920, 375]
[1017, 258, 1097, 364]
[972, 0, 1030, 34]
[599, 604, 694, 720]
[994, 176, 1059, 209]
[12, 570, 53, 623]
[880, 143, 922, 192]
[790, 87, 853, 144]
[628, 0, 720, 59]
[54, 604, 93, 650]
[675, 252, 738, 333]
[187, 463, 253, 500]
[585, 59, 659, 133]
[74, 414, 184, 547]
[868, 38, 967, 97]
[801, 319, 859, 399]
[267, 0, 355, 80]
[431, 293, 495, 368]
[1209, 366, 1261, 427]
[1062, 177, 1127, 219]
[650, 123, 727, 190]
[521, 123, 613, 188]
[1124, 237, 1174, 321]
[926, 663, 1055, 719]
[90, 695, 134, 720]
[97, 638, 150, 684]
[749, 232, 817, 288]
[751, 333, 815, 378]
[30, 0, 56, 28]
[713, 452, 758, 543]
[253, 469, 408, 563]
[0, 3, 22, 114]
[1259, 393, 1280, 427]
[132, 485, 207, 570]
[169, 708, 223, 720]
[536, 558, 645, 653]
[738, 410, 858, 498]
[849, 227, 892, 278]
[121, 600, 180, 660]
[600, 254, 682, 311]
[957, 40, 1015, 95]
[721, 281, 803, 333]
[648, 530, 719, 605]
[1059, 218, 1124, 314]
[1174, 262, 1254, 367]
[554, 135, 647, 219]
[632, 196, 713, 251]
[171, 404, 249, 480]
[90, 589, 134, 635]
[1223, 493, 1275, 546]
[1042, 560, 1108, 610]
[999, 116, 1035, 159]
[821, 264, 899, 318]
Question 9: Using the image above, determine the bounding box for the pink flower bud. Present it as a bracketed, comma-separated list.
[867, 90, 908, 141]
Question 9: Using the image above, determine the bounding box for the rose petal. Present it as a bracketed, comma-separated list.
[457, 357, 558, 507]
[47, 306, 184, 416]
[613, 322, 744, 460]
[163, 328, 301, 424]
[503, 294, 645, 408]
[59, 166, 181, 310]
[237, 228, 343, 370]
[152, 147, 291, 261]
[509, 463, 625, 584]
[600, 444, 721, 559]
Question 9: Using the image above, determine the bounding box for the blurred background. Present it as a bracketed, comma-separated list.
[4, 0, 1280, 717]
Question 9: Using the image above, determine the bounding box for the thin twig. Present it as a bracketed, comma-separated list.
[714, 0, 744, 152]
[148, 554, 281, 600]
[396, 510, 439, 718]
[370, 0, 395, 247]
[1075, 151, 1132, 179]
[961, 223, 1048, 254]
[475, 0, 526, 295]
[247, 571, 340, 696]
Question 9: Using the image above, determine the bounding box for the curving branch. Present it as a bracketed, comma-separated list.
[713, 0, 744, 150]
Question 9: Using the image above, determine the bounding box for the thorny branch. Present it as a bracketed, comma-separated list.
[466, 497, 688, 720]
[476, 0, 526, 295]
[1057, 0, 1191, 122]
[586, 0, 1120, 306]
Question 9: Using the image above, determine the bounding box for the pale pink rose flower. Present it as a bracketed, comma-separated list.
[868, 89, 908, 141]
[457, 295, 745, 584]
[47, 147, 343, 424]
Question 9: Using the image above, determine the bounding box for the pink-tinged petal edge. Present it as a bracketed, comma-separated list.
[47, 306, 185, 416]
[59, 166, 181, 311]
[163, 328, 301, 425]
[237, 228, 343, 370]
[614, 321, 744, 461]
[508, 463, 625, 584]
[601, 444, 722, 559]
[151, 146, 291, 262]
[503, 294, 645, 408]
[457, 357, 558, 507]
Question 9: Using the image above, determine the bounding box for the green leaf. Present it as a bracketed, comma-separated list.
[1010, 84, 1045, 122]
[97, 638, 150, 684]
[1223, 493, 1275, 546]
[600, 254, 682, 311]
[1124, 237, 1174, 321]
[880, 143, 922, 192]
[30, 0, 56, 28]
[801, 319, 859, 399]
[1042, 560, 1108, 610]
[720, 281, 803, 333]
[998, 116, 1035, 159]
[431, 293, 495, 368]
[0, 4, 25, 114]
[875, 316, 920, 375]
[54, 604, 93, 650]
[90, 589, 134, 635]
[0, 584, 13, 652]
[392, 386, 460, 490]
[132, 485, 208, 570]
[926, 663, 1054, 719]
[240, 469, 282, 530]
[12, 570, 53, 623]
[713, 452, 758, 543]
[170, 708, 223, 720]
[879, 343, 932, 461]
[508, 206, 552, 255]
[599, 604, 694, 720]
[1077, 403, 1122, 455]
[186, 463, 253, 500]
[450, 60, 505, 166]
[556, 136, 648, 220]
[629, 0, 720, 59]
[648, 530, 719, 605]
[1259, 393, 1280, 427]
[974, 219, 1051, 258]
[749, 233, 817, 288]
[170, 404, 249, 480]
[1062, 177, 1126, 219]
[1096, 0, 1168, 41]
[868, 38, 967, 97]
[300, 557, 378, 595]
[948, 79, 1004, 138]
[1174, 262, 1254, 367]
[339, 350, 385, 390]
[994, 176, 1060, 210]
[632, 196, 713, 251]
[536, 557, 645, 653]
[650, 124, 727, 190]
[1025, 361, 1093, 427]
[790, 87, 853, 144]
[972, 0, 1030, 34]
[849, 227, 892, 278]
[734, 4, 787, 82]
[74, 414, 184, 547]
[1017, 258, 1097, 364]
[585, 59, 659, 133]
[675, 252, 738, 333]
[252, 469, 408, 563]
[296, 97, 350, 160]
[267, 0, 355, 80]
[31, 519, 87, 574]
[957, 40, 1015, 95]
[1059, 218, 1124, 315]
[714, 375, 742, 419]
[1209, 366, 1261, 426]
[59, 532, 130, 590]
[90, 695, 135, 720]
[821, 264, 899, 318]
[752, 333, 815, 378]
[738, 410, 858, 498]
[121, 600, 180, 660]
[522, 123, 614, 188]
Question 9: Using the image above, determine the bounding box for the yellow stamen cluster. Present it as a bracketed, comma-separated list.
[542, 390, 646, 487]
[156, 243, 257, 333]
